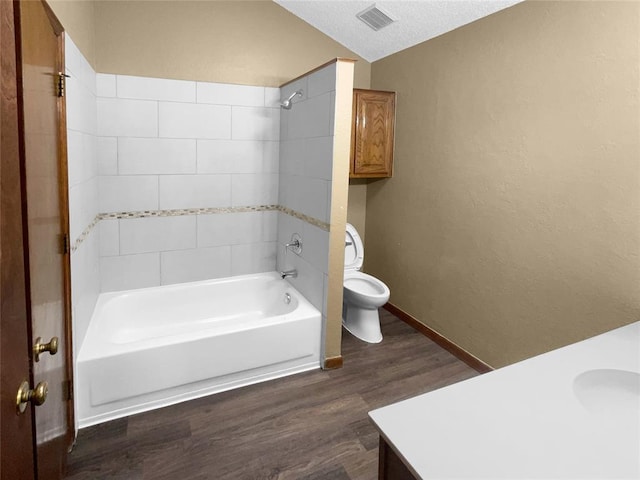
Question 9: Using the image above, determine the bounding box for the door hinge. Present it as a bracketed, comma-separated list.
[61, 233, 70, 254]
[57, 72, 70, 97]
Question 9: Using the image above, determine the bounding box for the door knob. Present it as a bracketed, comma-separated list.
[16, 380, 48, 414]
[33, 336, 58, 362]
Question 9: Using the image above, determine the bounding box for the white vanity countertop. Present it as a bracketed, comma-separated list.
[369, 322, 640, 479]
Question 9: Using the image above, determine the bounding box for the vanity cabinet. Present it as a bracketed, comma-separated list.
[350, 89, 396, 178]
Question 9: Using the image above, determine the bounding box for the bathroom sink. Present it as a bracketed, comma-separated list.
[573, 369, 640, 414]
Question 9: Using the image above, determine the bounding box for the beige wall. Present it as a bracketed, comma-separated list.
[49, 0, 96, 66]
[347, 180, 368, 241]
[93, 1, 370, 88]
[368, 0, 640, 368]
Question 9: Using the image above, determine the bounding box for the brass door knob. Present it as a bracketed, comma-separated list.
[33, 336, 58, 362]
[16, 380, 48, 414]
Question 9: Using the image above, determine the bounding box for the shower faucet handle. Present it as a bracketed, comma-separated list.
[284, 233, 302, 255]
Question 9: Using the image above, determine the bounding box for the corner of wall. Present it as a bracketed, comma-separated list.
[325, 59, 355, 362]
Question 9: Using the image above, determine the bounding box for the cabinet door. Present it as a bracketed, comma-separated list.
[351, 89, 395, 178]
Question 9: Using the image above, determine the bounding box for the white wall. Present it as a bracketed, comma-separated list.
[277, 63, 337, 332]
[95, 74, 281, 291]
[66, 36, 100, 356]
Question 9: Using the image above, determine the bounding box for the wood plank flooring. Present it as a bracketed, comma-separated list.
[65, 309, 479, 480]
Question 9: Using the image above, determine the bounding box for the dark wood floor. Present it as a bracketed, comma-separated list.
[65, 309, 479, 480]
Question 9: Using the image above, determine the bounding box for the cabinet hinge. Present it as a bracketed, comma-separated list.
[57, 72, 70, 97]
[61, 233, 70, 254]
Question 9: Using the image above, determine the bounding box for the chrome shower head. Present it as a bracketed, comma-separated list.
[280, 89, 303, 110]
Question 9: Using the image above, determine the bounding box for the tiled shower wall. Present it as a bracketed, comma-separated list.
[277, 63, 337, 330]
[66, 37, 341, 364]
[66, 36, 99, 354]
[95, 74, 281, 291]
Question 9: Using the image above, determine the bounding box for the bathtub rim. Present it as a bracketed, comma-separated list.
[78, 271, 317, 362]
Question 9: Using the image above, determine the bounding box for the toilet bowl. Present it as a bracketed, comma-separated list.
[342, 223, 390, 343]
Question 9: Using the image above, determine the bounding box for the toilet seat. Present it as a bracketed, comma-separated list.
[344, 224, 363, 271]
[343, 271, 390, 303]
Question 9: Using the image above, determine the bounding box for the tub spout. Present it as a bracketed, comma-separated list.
[280, 269, 297, 279]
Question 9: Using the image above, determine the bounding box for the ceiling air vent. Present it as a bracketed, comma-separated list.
[356, 4, 395, 31]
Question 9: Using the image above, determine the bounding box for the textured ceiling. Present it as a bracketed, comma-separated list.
[274, 0, 524, 62]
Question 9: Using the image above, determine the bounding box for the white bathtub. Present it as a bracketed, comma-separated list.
[77, 272, 322, 427]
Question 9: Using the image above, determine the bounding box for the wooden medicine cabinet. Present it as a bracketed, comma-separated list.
[350, 88, 396, 178]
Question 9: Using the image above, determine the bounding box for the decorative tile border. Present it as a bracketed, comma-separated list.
[71, 215, 101, 253]
[71, 205, 329, 253]
[276, 206, 330, 231]
[99, 205, 280, 220]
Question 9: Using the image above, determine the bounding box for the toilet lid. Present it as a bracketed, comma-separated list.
[344, 223, 363, 271]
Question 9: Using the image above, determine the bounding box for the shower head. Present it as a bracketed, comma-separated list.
[280, 89, 303, 110]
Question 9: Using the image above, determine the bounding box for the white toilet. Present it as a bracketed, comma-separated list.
[342, 223, 390, 343]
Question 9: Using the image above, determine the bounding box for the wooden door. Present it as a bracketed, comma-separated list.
[19, 0, 72, 477]
[0, 0, 37, 478]
[350, 89, 396, 178]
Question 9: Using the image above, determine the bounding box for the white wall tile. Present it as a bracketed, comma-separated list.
[71, 231, 100, 350]
[197, 214, 236, 247]
[232, 107, 280, 141]
[231, 211, 278, 244]
[96, 74, 116, 97]
[84, 134, 98, 180]
[158, 175, 231, 209]
[117, 75, 196, 102]
[288, 93, 331, 140]
[280, 103, 290, 142]
[66, 74, 97, 134]
[97, 98, 158, 137]
[118, 138, 196, 174]
[65, 36, 85, 81]
[67, 130, 84, 187]
[197, 82, 264, 107]
[99, 219, 119, 257]
[304, 136, 333, 180]
[160, 246, 232, 285]
[119, 216, 196, 255]
[198, 211, 277, 247]
[65, 36, 96, 96]
[231, 173, 278, 206]
[265, 87, 281, 108]
[69, 178, 98, 242]
[97, 137, 118, 175]
[100, 253, 160, 292]
[158, 102, 231, 139]
[307, 63, 336, 98]
[277, 173, 295, 211]
[197, 140, 264, 174]
[295, 177, 329, 223]
[302, 222, 330, 274]
[280, 139, 305, 176]
[285, 254, 324, 312]
[231, 242, 277, 275]
[263, 141, 279, 173]
[67, 131, 96, 186]
[99, 175, 158, 212]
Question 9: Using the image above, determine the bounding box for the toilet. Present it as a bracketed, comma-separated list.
[342, 223, 390, 343]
